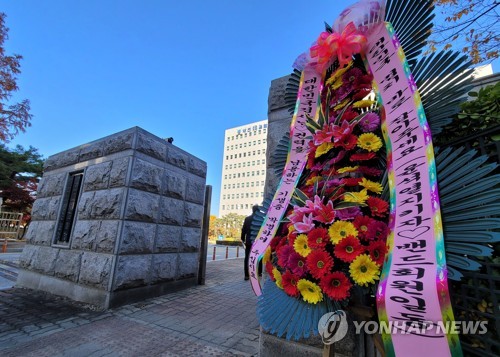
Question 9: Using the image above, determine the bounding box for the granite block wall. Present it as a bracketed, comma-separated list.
[17, 127, 207, 308]
[265, 75, 293, 198]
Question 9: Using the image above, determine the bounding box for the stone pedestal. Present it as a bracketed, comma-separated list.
[16, 127, 207, 309]
[265, 75, 293, 198]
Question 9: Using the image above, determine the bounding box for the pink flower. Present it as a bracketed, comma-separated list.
[313, 124, 334, 145]
[336, 206, 361, 220]
[294, 213, 315, 233]
[313, 200, 336, 224]
[288, 208, 306, 225]
[359, 112, 380, 132]
[332, 120, 354, 143]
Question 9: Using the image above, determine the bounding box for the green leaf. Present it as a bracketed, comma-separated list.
[334, 202, 364, 209]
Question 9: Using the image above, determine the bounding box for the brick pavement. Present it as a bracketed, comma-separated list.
[0, 258, 260, 356]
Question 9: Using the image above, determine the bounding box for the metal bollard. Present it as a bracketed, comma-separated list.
[212, 246, 216, 261]
[225, 246, 229, 259]
[236, 246, 239, 258]
[1, 238, 7, 253]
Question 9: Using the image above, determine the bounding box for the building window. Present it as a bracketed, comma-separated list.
[261, 170, 265, 175]
[222, 205, 225, 210]
[246, 193, 249, 198]
[256, 181, 259, 186]
[54, 171, 84, 245]
[246, 182, 249, 187]
[257, 160, 260, 165]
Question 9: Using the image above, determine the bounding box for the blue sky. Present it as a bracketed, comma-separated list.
[2, 1, 497, 217]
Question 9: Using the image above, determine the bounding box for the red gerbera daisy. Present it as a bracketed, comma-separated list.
[358, 166, 384, 176]
[270, 235, 282, 251]
[334, 236, 363, 263]
[288, 252, 308, 277]
[368, 240, 388, 266]
[366, 197, 389, 217]
[336, 134, 358, 150]
[342, 177, 362, 186]
[306, 249, 334, 279]
[265, 261, 275, 281]
[353, 88, 372, 100]
[320, 272, 352, 301]
[350, 152, 376, 161]
[282, 270, 300, 297]
[307, 227, 329, 249]
[277, 245, 294, 268]
[366, 220, 389, 241]
[353, 215, 375, 240]
[341, 110, 358, 122]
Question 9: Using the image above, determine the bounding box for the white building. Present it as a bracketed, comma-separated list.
[219, 119, 268, 217]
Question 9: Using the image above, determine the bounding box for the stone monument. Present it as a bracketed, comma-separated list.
[16, 127, 207, 309]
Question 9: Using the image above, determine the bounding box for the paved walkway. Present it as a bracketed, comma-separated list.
[0, 258, 260, 356]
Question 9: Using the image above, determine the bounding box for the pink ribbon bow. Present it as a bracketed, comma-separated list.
[309, 22, 367, 71]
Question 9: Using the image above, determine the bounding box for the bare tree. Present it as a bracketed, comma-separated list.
[429, 0, 499, 64]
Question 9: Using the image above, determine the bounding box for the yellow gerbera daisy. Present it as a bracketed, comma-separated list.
[353, 99, 376, 108]
[357, 133, 383, 152]
[343, 189, 369, 204]
[273, 267, 283, 289]
[315, 142, 334, 158]
[349, 254, 380, 286]
[331, 79, 343, 90]
[297, 279, 323, 304]
[326, 62, 353, 86]
[359, 178, 383, 194]
[328, 221, 358, 244]
[294, 234, 312, 257]
[334, 98, 350, 111]
[262, 246, 272, 264]
[306, 176, 322, 186]
[337, 166, 359, 174]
